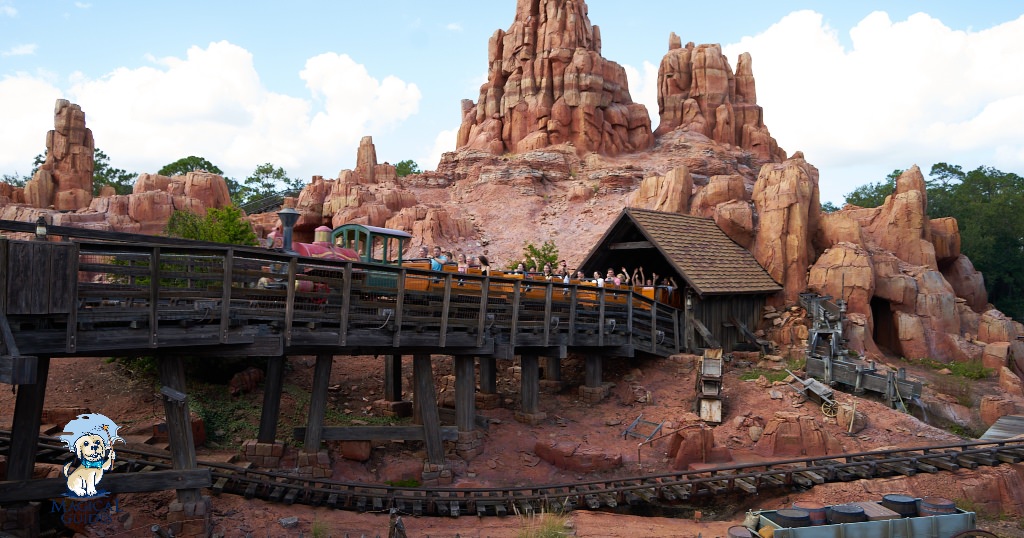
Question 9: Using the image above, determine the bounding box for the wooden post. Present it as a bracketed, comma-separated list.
[303, 354, 333, 451]
[157, 355, 200, 503]
[520, 353, 540, 414]
[6, 357, 50, 481]
[413, 354, 445, 464]
[478, 356, 497, 394]
[257, 355, 285, 443]
[454, 355, 475, 433]
[385, 354, 403, 402]
[544, 356, 561, 382]
[585, 354, 603, 388]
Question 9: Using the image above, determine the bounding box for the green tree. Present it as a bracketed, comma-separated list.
[821, 200, 840, 213]
[165, 206, 258, 246]
[158, 156, 224, 177]
[92, 148, 137, 195]
[844, 169, 901, 208]
[925, 163, 1024, 318]
[507, 240, 559, 270]
[2, 151, 46, 187]
[395, 159, 421, 177]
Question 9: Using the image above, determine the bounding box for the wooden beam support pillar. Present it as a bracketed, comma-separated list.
[454, 355, 475, 433]
[478, 356, 497, 394]
[585, 354, 603, 388]
[520, 353, 540, 415]
[384, 354, 403, 402]
[413, 354, 445, 465]
[544, 356, 561, 382]
[257, 355, 285, 443]
[157, 355, 200, 503]
[6, 357, 50, 481]
[303, 354, 333, 452]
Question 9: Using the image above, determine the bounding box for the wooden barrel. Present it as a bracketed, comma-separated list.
[827, 504, 868, 524]
[727, 525, 755, 537]
[792, 501, 827, 525]
[772, 508, 811, 528]
[919, 496, 956, 517]
[881, 494, 918, 517]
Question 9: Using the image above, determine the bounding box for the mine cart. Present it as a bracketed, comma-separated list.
[694, 348, 724, 423]
[750, 501, 990, 537]
[785, 369, 838, 417]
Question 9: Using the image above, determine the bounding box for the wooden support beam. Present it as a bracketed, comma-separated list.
[284, 257, 297, 346]
[219, 248, 233, 344]
[521, 353, 540, 414]
[6, 356, 49, 481]
[543, 283, 553, 347]
[384, 354, 403, 402]
[413, 354, 445, 465]
[476, 277, 489, 347]
[478, 356, 497, 394]
[157, 355, 200, 504]
[303, 354, 333, 451]
[0, 354, 37, 385]
[545, 356, 561, 382]
[0, 470, 212, 503]
[293, 425, 459, 442]
[608, 241, 654, 250]
[439, 274, 452, 347]
[338, 263, 352, 346]
[257, 355, 285, 443]
[509, 282, 521, 347]
[454, 355, 475, 432]
[392, 270, 406, 347]
[585, 354, 602, 388]
[149, 247, 160, 347]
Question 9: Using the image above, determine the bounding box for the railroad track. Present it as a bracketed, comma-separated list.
[3, 431, 1022, 517]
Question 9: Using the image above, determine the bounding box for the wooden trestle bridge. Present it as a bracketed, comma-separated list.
[0, 220, 685, 510]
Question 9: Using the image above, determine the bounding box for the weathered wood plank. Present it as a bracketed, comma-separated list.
[384, 354, 402, 402]
[0, 469, 212, 503]
[0, 354, 37, 385]
[7, 356, 49, 480]
[454, 355, 475, 432]
[303, 354, 333, 451]
[476, 277, 489, 347]
[414, 354, 445, 464]
[521, 353, 539, 415]
[284, 257, 297, 346]
[543, 283, 553, 347]
[439, 274, 452, 347]
[292, 425, 459, 442]
[339, 263, 353, 346]
[149, 248, 160, 347]
[598, 288, 606, 347]
[157, 355, 200, 503]
[509, 282, 521, 347]
[50, 243, 78, 314]
[0, 310, 22, 357]
[219, 249, 233, 344]
[258, 355, 285, 443]
[609, 241, 653, 250]
[392, 270, 406, 347]
[0, 237, 7, 314]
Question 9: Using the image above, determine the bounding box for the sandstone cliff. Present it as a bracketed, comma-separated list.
[24, 99, 95, 211]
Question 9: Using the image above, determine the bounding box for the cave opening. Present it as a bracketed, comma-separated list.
[871, 296, 899, 355]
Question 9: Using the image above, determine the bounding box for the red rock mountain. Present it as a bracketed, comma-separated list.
[457, 0, 654, 156]
[1, 1, 1021, 395]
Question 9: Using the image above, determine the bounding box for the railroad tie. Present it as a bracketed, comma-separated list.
[450, 500, 460, 518]
[283, 488, 298, 505]
[919, 455, 959, 472]
[244, 482, 257, 500]
[212, 477, 229, 496]
[734, 478, 758, 494]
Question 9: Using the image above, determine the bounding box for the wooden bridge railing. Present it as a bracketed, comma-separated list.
[1, 225, 683, 358]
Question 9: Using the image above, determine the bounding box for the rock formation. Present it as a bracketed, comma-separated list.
[457, 0, 653, 156]
[656, 36, 785, 162]
[24, 99, 95, 210]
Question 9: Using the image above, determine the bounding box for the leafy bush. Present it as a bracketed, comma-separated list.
[506, 240, 559, 271]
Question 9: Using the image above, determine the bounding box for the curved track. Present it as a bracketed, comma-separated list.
[4, 431, 1022, 517]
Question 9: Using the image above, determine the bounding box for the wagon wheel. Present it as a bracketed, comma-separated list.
[950, 531, 999, 538]
[821, 400, 838, 417]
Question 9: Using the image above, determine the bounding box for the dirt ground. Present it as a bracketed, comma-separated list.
[1, 353, 1022, 537]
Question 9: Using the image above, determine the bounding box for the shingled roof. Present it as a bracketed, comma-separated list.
[582, 208, 781, 296]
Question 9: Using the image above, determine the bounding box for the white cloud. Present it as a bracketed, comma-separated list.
[1, 43, 36, 56]
[623, 61, 659, 129]
[722, 11, 1024, 203]
[74, 2, 91, 8]
[0, 41, 422, 181]
[0, 4, 15, 17]
[421, 127, 458, 171]
[0, 74, 62, 172]
[446, 22, 462, 32]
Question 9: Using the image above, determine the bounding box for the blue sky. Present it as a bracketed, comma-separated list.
[2, 1, 1022, 204]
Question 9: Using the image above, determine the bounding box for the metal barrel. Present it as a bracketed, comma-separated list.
[827, 504, 868, 524]
[880, 494, 918, 517]
[771, 508, 811, 528]
[792, 501, 827, 525]
[727, 525, 755, 537]
[919, 496, 956, 517]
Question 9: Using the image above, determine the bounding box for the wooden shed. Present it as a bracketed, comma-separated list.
[579, 208, 781, 352]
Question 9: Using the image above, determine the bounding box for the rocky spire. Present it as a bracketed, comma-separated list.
[457, 0, 653, 156]
[24, 99, 95, 210]
[656, 36, 785, 162]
